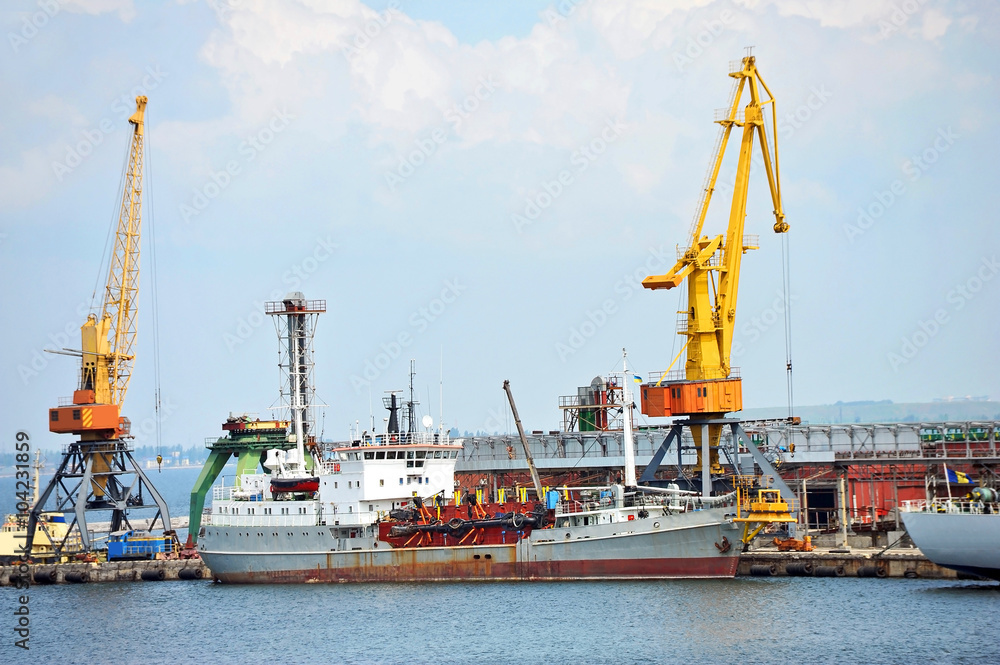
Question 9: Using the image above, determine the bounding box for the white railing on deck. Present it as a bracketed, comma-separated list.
[203, 513, 322, 528]
[901, 498, 997, 515]
[214, 486, 266, 501]
[554, 489, 737, 516]
[329, 431, 454, 448]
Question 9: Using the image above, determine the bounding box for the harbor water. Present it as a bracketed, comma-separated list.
[10, 576, 1000, 664]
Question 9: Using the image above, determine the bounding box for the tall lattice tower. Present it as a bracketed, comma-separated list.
[267, 292, 326, 472]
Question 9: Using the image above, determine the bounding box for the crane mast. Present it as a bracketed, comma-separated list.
[27, 96, 172, 557]
[639, 53, 787, 478]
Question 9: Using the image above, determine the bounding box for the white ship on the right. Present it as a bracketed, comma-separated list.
[901, 480, 1000, 581]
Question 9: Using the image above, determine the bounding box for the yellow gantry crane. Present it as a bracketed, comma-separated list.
[634, 54, 798, 542]
[639, 53, 787, 476]
[28, 96, 172, 557]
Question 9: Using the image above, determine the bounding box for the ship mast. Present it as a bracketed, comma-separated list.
[622, 349, 637, 488]
[32, 451, 42, 508]
[407, 359, 417, 436]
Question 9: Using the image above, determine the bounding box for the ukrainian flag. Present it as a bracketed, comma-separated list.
[946, 468, 971, 484]
[632, 374, 642, 384]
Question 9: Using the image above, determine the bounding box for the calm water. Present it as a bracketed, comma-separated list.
[5, 577, 998, 664]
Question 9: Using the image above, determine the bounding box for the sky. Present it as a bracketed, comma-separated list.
[1, 0, 997, 453]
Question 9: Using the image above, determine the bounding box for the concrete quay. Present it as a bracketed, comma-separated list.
[1, 558, 211, 585]
[738, 547, 982, 579]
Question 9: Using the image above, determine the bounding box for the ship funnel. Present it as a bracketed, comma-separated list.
[385, 393, 400, 434]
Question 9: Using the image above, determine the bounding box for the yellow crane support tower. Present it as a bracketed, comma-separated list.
[27, 96, 172, 558]
[636, 53, 796, 515]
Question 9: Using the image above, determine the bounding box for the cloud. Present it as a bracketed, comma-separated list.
[747, 0, 894, 28]
[920, 8, 951, 40]
[737, 0, 956, 41]
[583, 0, 716, 60]
[63, 0, 136, 22]
[162, 0, 632, 157]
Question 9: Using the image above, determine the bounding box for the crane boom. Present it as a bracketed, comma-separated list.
[503, 380, 544, 502]
[51, 95, 146, 439]
[103, 95, 146, 406]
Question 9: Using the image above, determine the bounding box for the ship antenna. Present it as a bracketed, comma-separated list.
[408, 359, 416, 435]
[439, 346, 444, 435]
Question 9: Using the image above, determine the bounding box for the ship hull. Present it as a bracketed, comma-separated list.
[200, 509, 741, 583]
[901, 511, 1000, 581]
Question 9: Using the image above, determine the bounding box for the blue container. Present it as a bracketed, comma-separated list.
[546, 490, 559, 510]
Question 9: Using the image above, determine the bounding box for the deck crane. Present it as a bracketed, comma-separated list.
[637, 53, 796, 507]
[26, 96, 172, 557]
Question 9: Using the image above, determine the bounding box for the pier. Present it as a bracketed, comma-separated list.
[1, 558, 210, 585]
[738, 547, 978, 579]
[1, 550, 968, 583]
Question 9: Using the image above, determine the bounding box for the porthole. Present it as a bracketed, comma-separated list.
[653, 522, 660, 528]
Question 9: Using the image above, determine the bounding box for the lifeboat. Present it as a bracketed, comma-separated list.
[270, 476, 320, 493]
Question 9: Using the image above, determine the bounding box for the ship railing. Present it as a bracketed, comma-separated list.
[555, 498, 616, 516]
[645, 367, 741, 384]
[213, 486, 236, 501]
[632, 490, 738, 511]
[901, 498, 993, 515]
[553, 489, 738, 515]
[327, 431, 453, 449]
[202, 513, 322, 528]
[319, 460, 341, 474]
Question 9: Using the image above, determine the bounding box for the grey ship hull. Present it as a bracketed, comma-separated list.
[902, 510, 1000, 580]
[199, 506, 742, 583]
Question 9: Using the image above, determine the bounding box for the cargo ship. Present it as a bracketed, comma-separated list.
[194, 296, 791, 583]
[197, 430, 761, 582]
[901, 487, 1000, 581]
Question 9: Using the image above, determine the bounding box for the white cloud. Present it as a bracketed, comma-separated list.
[63, 0, 136, 22]
[583, 0, 716, 60]
[748, 0, 894, 28]
[158, 0, 633, 160]
[920, 8, 951, 40]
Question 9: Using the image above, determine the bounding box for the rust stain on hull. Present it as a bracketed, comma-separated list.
[211, 552, 738, 584]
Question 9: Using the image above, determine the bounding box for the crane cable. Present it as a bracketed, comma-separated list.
[780, 231, 794, 418]
[92, 134, 134, 314]
[146, 107, 164, 472]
